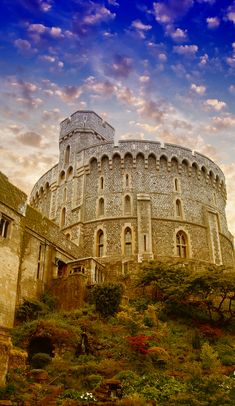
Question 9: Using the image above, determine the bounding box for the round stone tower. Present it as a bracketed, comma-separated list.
[30, 110, 234, 277]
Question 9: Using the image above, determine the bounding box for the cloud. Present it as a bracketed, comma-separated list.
[14, 39, 33, 53]
[170, 28, 187, 41]
[226, 42, 235, 68]
[199, 53, 209, 66]
[211, 115, 235, 130]
[173, 44, 198, 55]
[204, 99, 227, 111]
[131, 20, 152, 31]
[72, 3, 116, 37]
[129, 121, 161, 133]
[227, 2, 235, 24]
[206, 17, 220, 29]
[28, 23, 64, 40]
[229, 84, 235, 93]
[139, 75, 150, 83]
[84, 76, 117, 95]
[54, 85, 82, 103]
[13, 0, 52, 13]
[105, 55, 133, 78]
[191, 83, 206, 95]
[153, 0, 193, 25]
[16, 131, 42, 147]
[7, 124, 22, 134]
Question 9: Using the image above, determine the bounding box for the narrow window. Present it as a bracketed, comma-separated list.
[125, 174, 129, 187]
[176, 231, 188, 258]
[144, 234, 147, 251]
[176, 199, 182, 218]
[98, 198, 104, 216]
[124, 227, 132, 256]
[65, 145, 70, 164]
[61, 207, 66, 227]
[100, 177, 104, 190]
[97, 230, 104, 257]
[63, 188, 67, 202]
[37, 244, 42, 279]
[0, 215, 10, 238]
[174, 178, 178, 191]
[124, 195, 131, 214]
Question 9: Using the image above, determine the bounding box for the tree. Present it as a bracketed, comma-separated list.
[137, 262, 235, 323]
[91, 283, 123, 317]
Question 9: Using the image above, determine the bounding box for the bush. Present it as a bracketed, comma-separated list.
[16, 298, 47, 322]
[31, 352, 51, 369]
[200, 343, 220, 370]
[91, 283, 123, 317]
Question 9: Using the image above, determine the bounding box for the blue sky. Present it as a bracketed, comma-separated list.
[0, 0, 235, 235]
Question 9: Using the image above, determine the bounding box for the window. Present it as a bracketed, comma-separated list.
[0, 215, 10, 238]
[144, 234, 147, 251]
[124, 195, 131, 215]
[124, 227, 132, 256]
[97, 230, 104, 257]
[65, 145, 70, 164]
[67, 166, 73, 181]
[98, 198, 104, 216]
[100, 177, 104, 190]
[176, 199, 182, 218]
[176, 231, 188, 258]
[37, 244, 43, 279]
[61, 207, 66, 227]
[125, 174, 129, 187]
[174, 178, 178, 191]
[63, 188, 67, 202]
[59, 171, 65, 185]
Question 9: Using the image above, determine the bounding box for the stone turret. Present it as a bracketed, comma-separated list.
[59, 110, 115, 143]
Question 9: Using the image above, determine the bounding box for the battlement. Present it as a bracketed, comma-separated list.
[60, 110, 115, 141]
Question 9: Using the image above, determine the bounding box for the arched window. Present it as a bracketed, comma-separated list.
[65, 145, 70, 164]
[67, 166, 73, 181]
[176, 199, 182, 218]
[125, 174, 129, 187]
[97, 230, 104, 257]
[176, 231, 188, 258]
[98, 198, 104, 216]
[124, 227, 132, 256]
[61, 207, 66, 227]
[124, 195, 131, 214]
[59, 171, 65, 185]
[100, 176, 104, 190]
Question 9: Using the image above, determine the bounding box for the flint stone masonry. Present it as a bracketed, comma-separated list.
[30, 111, 234, 273]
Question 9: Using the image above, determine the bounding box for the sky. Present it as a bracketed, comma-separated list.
[0, 0, 235, 236]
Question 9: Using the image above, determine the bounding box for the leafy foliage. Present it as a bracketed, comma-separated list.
[91, 283, 123, 317]
[137, 261, 235, 323]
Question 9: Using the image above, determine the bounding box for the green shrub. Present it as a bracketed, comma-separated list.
[31, 352, 51, 369]
[91, 283, 123, 317]
[16, 298, 47, 322]
[200, 343, 220, 370]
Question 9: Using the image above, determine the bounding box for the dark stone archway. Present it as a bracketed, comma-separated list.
[28, 336, 54, 364]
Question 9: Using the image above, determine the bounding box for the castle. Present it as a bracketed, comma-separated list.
[0, 110, 234, 385]
[30, 110, 234, 271]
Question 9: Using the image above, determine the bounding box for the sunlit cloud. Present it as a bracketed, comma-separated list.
[206, 17, 220, 29]
[204, 99, 227, 111]
[191, 83, 206, 95]
[173, 44, 198, 55]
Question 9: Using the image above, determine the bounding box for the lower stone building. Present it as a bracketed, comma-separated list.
[0, 171, 102, 385]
